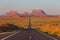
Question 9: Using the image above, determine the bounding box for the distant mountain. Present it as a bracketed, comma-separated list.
[32, 10, 46, 15]
[20, 11, 29, 17]
[0, 10, 21, 19]
[0, 9, 59, 18]
[29, 10, 47, 17]
[19, 10, 47, 17]
[30, 9, 59, 17]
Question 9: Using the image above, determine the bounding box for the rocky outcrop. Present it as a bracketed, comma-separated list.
[0, 10, 21, 19]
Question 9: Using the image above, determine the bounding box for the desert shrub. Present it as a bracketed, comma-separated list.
[40, 23, 60, 38]
[0, 24, 20, 32]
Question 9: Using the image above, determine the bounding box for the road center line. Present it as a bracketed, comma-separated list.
[1, 31, 20, 40]
[29, 33, 32, 39]
[29, 36, 32, 39]
[40, 32, 58, 40]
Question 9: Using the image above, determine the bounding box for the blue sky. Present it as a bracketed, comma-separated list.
[0, 0, 60, 15]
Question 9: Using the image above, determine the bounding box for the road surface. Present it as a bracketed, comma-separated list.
[1, 29, 58, 40]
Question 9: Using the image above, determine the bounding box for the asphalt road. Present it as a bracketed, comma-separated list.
[0, 29, 58, 40]
[0, 32, 15, 39]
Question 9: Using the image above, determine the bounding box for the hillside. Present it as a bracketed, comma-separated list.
[0, 10, 21, 19]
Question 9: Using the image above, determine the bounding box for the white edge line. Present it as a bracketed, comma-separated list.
[1, 31, 20, 40]
[40, 32, 58, 40]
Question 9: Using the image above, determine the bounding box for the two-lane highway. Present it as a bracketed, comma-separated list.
[1, 29, 58, 40]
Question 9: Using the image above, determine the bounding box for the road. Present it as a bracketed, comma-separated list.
[0, 32, 17, 39]
[0, 29, 58, 40]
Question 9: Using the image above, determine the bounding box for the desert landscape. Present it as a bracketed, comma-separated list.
[0, 10, 60, 38]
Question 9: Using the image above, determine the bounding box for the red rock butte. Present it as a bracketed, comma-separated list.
[32, 10, 46, 15]
[0, 10, 21, 19]
[0, 9, 59, 19]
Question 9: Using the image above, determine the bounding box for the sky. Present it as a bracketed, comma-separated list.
[0, 0, 60, 15]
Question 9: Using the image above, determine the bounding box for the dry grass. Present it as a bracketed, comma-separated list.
[0, 17, 60, 37]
